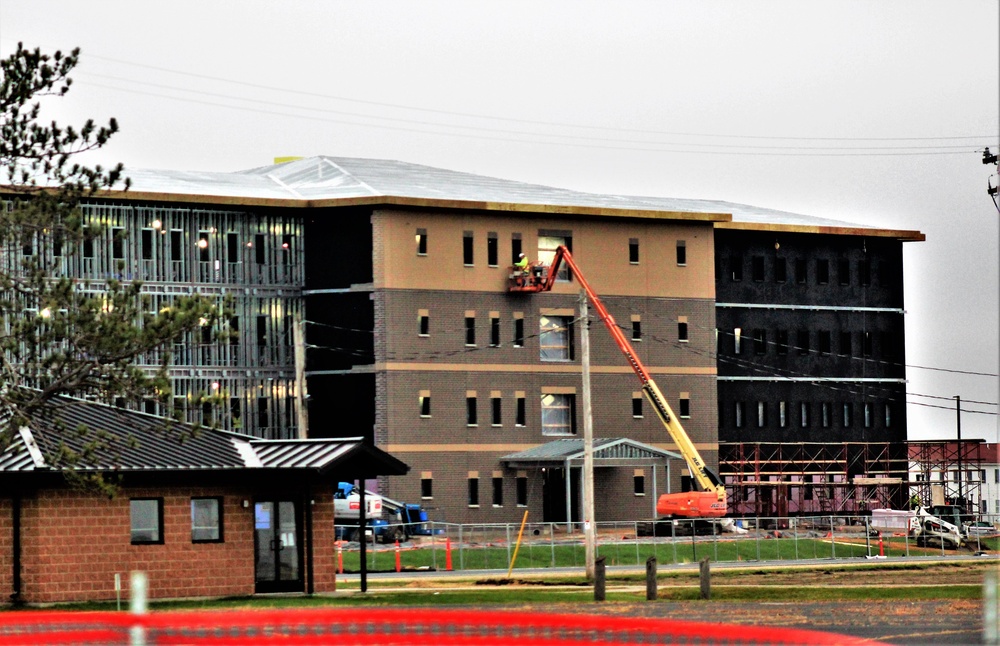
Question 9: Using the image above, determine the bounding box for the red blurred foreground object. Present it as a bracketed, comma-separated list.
[0, 607, 885, 645]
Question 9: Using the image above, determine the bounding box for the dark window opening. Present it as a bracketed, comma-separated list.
[840, 331, 852, 357]
[516, 396, 526, 426]
[679, 398, 691, 418]
[631, 320, 642, 342]
[492, 397, 502, 425]
[795, 258, 807, 284]
[775, 257, 787, 283]
[421, 478, 433, 498]
[859, 258, 871, 286]
[463, 231, 474, 265]
[838, 258, 850, 285]
[416, 228, 428, 255]
[465, 316, 476, 346]
[420, 394, 431, 417]
[511, 236, 522, 264]
[467, 396, 478, 426]
[818, 330, 831, 355]
[678, 321, 688, 342]
[490, 317, 500, 347]
[632, 396, 643, 417]
[468, 478, 479, 506]
[142, 229, 154, 261]
[676, 241, 687, 266]
[419, 314, 430, 336]
[170, 230, 183, 262]
[797, 330, 810, 355]
[776, 329, 788, 355]
[112, 228, 125, 259]
[753, 329, 766, 354]
[752, 256, 765, 281]
[634, 475, 645, 495]
[227, 232, 239, 263]
[731, 255, 743, 281]
[629, 238, 639, 264]
[516, 476, 528, 506]
[513, 318, 525, 347]
[492, 477, 503, 506]
[863, 331, 873, 356]
[487, 232, 498, 267]
[816, 259, 829, 285]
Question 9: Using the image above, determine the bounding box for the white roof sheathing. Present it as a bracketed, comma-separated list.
[119, 156, 922, 239]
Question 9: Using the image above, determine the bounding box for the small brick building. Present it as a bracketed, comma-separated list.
[0, 396, 407, 604]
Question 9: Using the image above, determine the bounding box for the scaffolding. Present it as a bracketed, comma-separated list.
[719, 441, 911, 517]
[908, 440, 986, 512]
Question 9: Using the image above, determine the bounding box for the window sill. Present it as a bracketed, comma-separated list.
[418, 334, 429, 338]
[468, 504, 480, 508]
[420, 415, 431, 419]
[634, 493, 645, 497]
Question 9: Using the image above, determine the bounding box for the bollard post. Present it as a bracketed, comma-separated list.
[985, 569, 998, 645]
[445, 537, 453, 571]
[395, 540, 401, 573]
[699, 557, 711, 600]
[645, 556, 657, 601]
[594, 556, 606, 601]
[130, 571, 148, 646]
[336, 542, 343, 574]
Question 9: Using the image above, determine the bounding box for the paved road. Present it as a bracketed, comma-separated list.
[339, 555, 997, 645]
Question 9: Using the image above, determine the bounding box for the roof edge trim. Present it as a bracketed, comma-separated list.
[716, 221, 925, 242]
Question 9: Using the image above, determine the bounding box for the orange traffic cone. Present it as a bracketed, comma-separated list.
[445, 537, 453, 571]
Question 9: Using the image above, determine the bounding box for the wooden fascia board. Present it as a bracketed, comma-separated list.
[716, 220, 925, 242]
[57, 188, 733, 222]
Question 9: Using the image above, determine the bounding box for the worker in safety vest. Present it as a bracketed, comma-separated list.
[514, 253, 529, 273]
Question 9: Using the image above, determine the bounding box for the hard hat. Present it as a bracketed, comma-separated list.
[519, 253, 525, 258]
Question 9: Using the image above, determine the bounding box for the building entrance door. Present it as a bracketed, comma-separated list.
[254, 500, 303, 593]
[541, 468, 580, 524]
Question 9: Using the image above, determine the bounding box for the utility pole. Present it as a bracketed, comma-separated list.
[293, 315, 309, 439]
[955, 395, 963, 506]
[580, 293, 596, 581]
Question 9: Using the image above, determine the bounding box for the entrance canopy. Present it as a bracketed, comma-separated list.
[501, 437, 680, 468]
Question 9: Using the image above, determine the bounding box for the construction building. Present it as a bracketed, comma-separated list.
[3, 156, 927, 524]
[714, 224, 924, 516]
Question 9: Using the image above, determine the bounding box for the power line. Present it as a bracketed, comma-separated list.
[77, 55, 998, 144]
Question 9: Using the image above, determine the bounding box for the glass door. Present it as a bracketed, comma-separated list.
[254, 500, 302, 593]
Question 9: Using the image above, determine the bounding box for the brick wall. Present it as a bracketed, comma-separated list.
[7, 484, 336, 604]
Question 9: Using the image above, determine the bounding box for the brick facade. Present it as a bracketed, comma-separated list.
[5, 484, 337, 604]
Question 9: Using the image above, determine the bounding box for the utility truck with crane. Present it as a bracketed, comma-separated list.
[333, 482, 441, 543]
[510, 246, 736, 530]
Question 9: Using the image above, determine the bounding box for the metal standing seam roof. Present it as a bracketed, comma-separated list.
[110, 156, 922, 240]
[0, 396, 407, 476]
[501, 437, 681, 465]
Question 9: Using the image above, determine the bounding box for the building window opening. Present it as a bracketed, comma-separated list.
[752, 256, 765, 281]
[419, 313, 430, 336]
[679, 397, 691, 418]
[419, 391, 431, 417]
[130, 498, 163, 544]
[421, 475, 433, 499]
[513, 317, 525, 347]
[516, 394, 526, 426]
[541, 393, 576, 436]
[490, 315, 500, 347]
[466, 395, 478, 426]
[516, 475, 528, 506]
[492, 396, 502, 426]
[629, 238, 639, 264]
[416, 228, 428, 255]
[678, 320, 688, 342]
[465, 315, 476, 346]
[676, 240, 687, 266]
[468, 476, 479, 507]
[492, 476, 504, 506]
[632, 395, 643, 418]
[634, 473, 645, 496]
[540, 315, 572, 361]
[816, 259, 829, 285]
[463, 231, 474, 265]
[631, 319, 642, 342]
[487, 232, 498, 267]
[191, 497, 223, 543]
[775, 257, 787, 283]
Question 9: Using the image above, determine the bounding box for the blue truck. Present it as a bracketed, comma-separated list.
[333, 482, 442, 543]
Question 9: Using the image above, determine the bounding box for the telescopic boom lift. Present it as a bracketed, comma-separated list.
[510, 246, 727, 518]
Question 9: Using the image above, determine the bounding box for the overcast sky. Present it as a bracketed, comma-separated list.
[2, 1, 998, 443]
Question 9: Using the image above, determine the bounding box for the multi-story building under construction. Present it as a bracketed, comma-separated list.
[3, 156, 926, 524]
